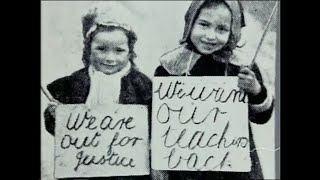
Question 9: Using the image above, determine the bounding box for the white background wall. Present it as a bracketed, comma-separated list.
[41, 1, 278, 179]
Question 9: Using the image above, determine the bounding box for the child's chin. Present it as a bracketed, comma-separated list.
[198, 49, 215, 55]
[99, 69, 118, 75]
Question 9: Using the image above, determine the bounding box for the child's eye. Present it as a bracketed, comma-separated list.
[97, 47, 106, 51]
[198, 22, 209, 27]
[217, 26, 229, 33]
[115, 48, 126, 53]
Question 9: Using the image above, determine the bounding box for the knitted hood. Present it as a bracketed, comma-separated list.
[160, 0, 246, 75]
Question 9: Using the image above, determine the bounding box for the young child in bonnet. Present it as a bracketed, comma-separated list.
[154, 0, 274, 179]
[44, 2, 152, 180]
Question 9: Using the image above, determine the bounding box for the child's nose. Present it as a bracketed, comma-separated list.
[105, 59, 115, 64]
[104, 53, 116, 63]
[205, 30, 217, 41]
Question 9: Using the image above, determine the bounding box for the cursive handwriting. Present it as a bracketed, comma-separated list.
[164, 148, 231, 170]
[66, 111, 135, 131]
[154, 80, 247, 103]
[157, 103, 227, 124]
[60, 132, 101, 149]
[161, 122, 249, 150]
[74, 150, 135, 171]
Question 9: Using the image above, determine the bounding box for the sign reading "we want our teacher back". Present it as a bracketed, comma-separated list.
[152, 77, 251, 172]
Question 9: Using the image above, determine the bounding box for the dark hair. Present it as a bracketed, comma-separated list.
[81, 25, 137, 68]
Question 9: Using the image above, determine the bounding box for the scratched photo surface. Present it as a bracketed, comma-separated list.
[41, 1, 279, 179]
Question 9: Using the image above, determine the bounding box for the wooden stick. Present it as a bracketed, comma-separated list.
[41, 86, 56, 103]
[250, 1, 279, 68]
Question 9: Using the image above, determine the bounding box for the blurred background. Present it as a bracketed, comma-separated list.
[41, 1, 279, 179]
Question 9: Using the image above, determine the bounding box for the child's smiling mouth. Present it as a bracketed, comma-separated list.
[201, 41, 217, 46]
[200, 41, 217, 47]
[99, 63, 117, 68]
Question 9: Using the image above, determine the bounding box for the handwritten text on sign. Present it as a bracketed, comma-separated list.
[55, 104, 150, 178]
[151, 77, 251, 172]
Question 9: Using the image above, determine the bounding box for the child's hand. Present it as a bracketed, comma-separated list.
[237, 66, 261, 96]
[47, 99, 61, 117]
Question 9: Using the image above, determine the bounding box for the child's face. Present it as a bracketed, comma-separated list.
[190, 3, 231, 55]
[90, 29, 130, 75]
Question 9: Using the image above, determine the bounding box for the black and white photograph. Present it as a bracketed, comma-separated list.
[41, 1, 279, 179]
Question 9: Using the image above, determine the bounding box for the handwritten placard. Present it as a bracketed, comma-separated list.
[54, 104, 150, 178]
[151, 77, 251, 172]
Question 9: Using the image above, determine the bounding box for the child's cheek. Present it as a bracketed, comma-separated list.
[190, 27, 202, 47]
[91, 52, 105, 62]
[219, 33, 230, 46]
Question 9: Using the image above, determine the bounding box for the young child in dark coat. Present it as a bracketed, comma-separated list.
[154, 0, 274, 179]
[44, 3, 152, 180]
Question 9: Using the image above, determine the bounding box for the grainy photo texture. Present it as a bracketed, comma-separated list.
[41, 1, 279, 180]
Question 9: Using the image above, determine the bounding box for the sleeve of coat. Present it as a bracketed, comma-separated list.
[154, 66, 171, 76]
[44, 106, 55, 136]
[43, 78, 68, 136]
[247, 63, 274, 124]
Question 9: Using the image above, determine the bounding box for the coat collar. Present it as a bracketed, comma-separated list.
[159, 44, 252, 75]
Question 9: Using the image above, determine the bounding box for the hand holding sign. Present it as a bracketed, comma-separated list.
[41, 85, 62, 117]
[47, 102, 59, 117]
[237, 66, 261, 96]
